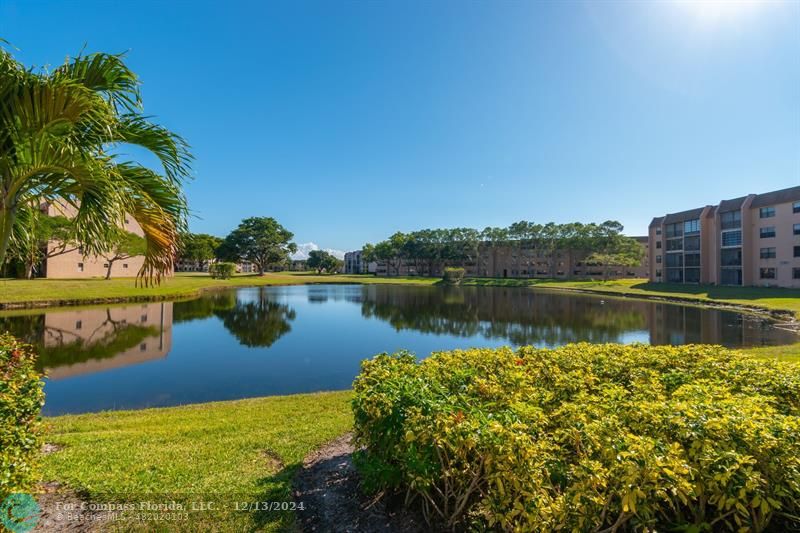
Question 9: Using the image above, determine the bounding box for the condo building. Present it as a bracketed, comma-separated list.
[648, 186, 800, 288]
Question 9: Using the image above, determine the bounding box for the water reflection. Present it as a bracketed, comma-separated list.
[0, 284, 794, 415]
[0, 303, 171, 379]
[354, 285, 793, 348]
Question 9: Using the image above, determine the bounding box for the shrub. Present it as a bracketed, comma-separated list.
[209, 262, 236, 279]
[0, 333, 45, 500]
[352, 343, 800, 531]
[442, 267, 465, 285]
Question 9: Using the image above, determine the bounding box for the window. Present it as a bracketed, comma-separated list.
[760, 268, 776, 279]
[794, 201, 800, 214]
[139, 342, 147, 352]
[75, 320, 82, 330]
[684, 235, 700, 251]
[665, 223, 683, 238]
[720, 210, 741, 230]
[684, 269, 700, 283]
[684, 253, 701, 267]
[759, 206, 775, 218]
[721, 248, 742, 266]
[141, 314, 148, 323]
[794, 268, 800, 280]
[760, 226, 776, 239]
[666, 269, 683, 283]
[656, 228, 662, 235]
[684, 219, 700, 234]
[77, 262, 84, 272]
[665, 254, 682, 268]
[103, 263, 109, 268]
[795, 246, 800, 258]
[760, 247, 776, 259]
[656, 255, 662, 264]
[656, 269, 662, 278]
[721, 268, 742, 286]
[123, 263, 128, 269]
[794, 224, 800, 236]
[666, 238, 683, 251]
[656, 241, 661, 249]
[721, 230, 742, 247]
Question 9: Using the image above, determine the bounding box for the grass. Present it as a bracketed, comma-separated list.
[738, 342, 800, 362]
[3, 274, 799, 321]
[42, 391, 353, 532]
[0, 271, 436, 307]
[462, 277, 800, 318]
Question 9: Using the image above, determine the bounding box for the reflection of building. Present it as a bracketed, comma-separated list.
[43, 302, 173, 379]
[649, 186, 800, 288]
[344, 250, 377, 274]
[42, 201, 151, 278]
[368, 239, 649, 279]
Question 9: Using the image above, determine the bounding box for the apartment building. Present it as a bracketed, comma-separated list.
[42, 202, 149, 279]
[648, 186, 800, 288]
[344, 250, 377, 274]
[371, 238, 649, 280]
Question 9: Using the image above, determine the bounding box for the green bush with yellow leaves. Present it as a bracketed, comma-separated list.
[0, 333, 45, 500]
[352, 343, 800, 531]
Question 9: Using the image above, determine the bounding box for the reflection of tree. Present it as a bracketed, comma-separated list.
[0, 314, 45, 345]
[360, 285, 648, 346]
[214, 288, 296, 347]
[173, 292, 237, 323]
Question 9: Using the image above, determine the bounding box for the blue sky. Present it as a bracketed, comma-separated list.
[2, 0, 798, 253]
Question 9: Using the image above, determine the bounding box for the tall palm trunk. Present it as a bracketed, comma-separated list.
[0, 203, 18, 270]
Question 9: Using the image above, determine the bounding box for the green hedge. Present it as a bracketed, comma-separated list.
[352, 343, 800, 531]
[442, 267, 465, 285]
[0, 333, 45, 500]
[209, 262, 236, 279]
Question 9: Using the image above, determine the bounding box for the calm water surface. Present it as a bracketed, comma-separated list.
[0, 284, 795, 415]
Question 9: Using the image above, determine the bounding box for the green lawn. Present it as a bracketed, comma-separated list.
[3, 274, 800, 321]
[0, 271, 436, 308]
[42, 391, 353, 532]
[463, 277, 800, 318]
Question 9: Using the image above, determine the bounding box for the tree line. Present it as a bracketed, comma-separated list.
[362, 221, 644, 278]
[179, 217, 342, 275]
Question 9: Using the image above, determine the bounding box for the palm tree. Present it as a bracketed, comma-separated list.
[0, 45, 191, 283]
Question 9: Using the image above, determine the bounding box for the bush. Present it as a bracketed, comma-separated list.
[442, 267, 465, 285]
[209, 262, 236, 279]
[0, 333, 45, 500]
[352, 343, 800, 531]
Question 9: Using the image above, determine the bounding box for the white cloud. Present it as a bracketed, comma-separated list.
[291, 242, 346, 261]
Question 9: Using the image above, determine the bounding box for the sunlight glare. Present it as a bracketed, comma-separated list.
[674, 0, 775, 23]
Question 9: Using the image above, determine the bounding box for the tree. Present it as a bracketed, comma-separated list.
[100, 231, 147, 279]
[178, 233, 222, 270]
[585, 222, 644, 280]
[0, 45, 192, 284]
[217, 217, 297, 275]
[307, 250, 342, 274]
[7, 205, 79, 279]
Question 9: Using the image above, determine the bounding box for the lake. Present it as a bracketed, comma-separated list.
[1, 284, 795, 415]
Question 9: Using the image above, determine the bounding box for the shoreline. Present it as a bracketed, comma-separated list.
[1, 275, 798, 327]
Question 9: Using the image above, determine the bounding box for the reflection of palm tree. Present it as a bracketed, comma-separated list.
[0, 310, 158, 371]
[215, 289, 296, 348]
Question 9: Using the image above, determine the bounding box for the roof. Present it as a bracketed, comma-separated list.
[750, 186, 800, 208]
[632, 236, 648, 243]
[663, 207, 706, 224]
[717, 195, 747, 213]
[648, 216, 664, 227]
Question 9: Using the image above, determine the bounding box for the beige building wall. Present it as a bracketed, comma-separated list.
[649, 186, 800, 288]
[43, 202, 148, 278]
[43, 302, 173, 379]
[749, 197, 800, 288]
